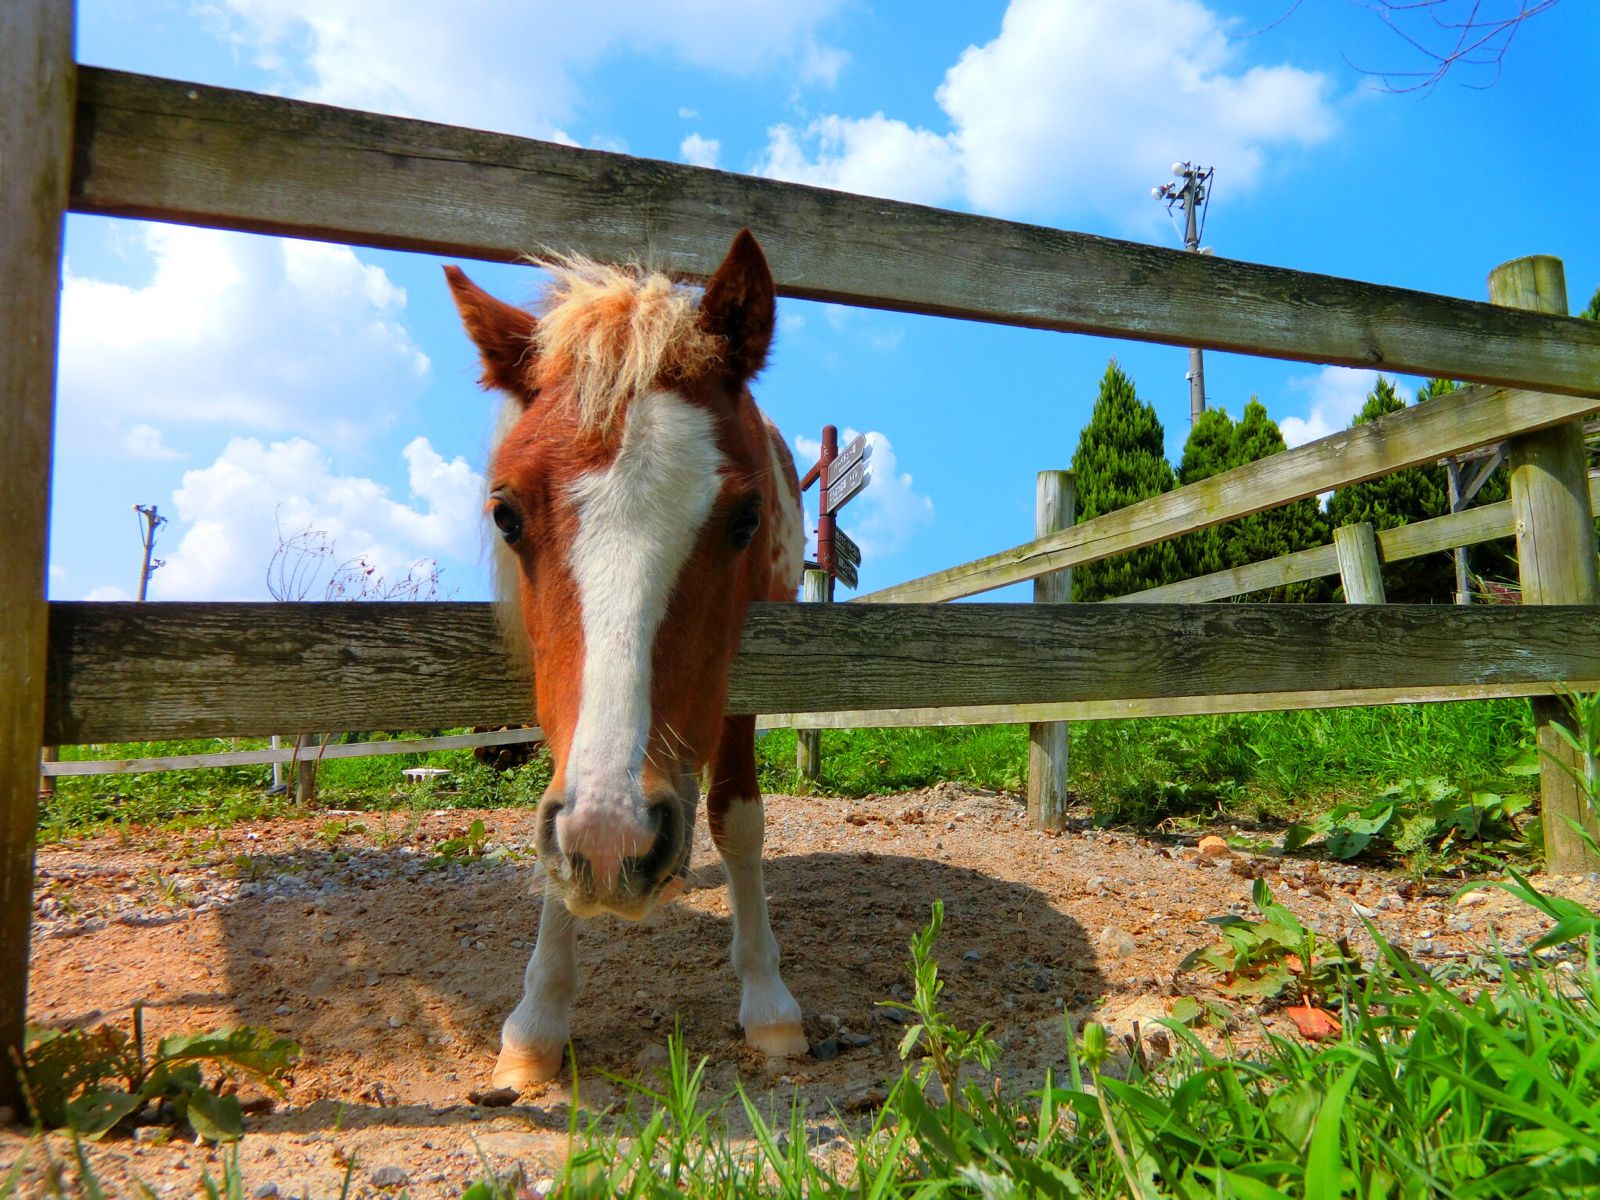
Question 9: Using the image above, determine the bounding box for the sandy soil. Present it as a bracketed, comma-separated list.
[5, 783, 1591, 1198]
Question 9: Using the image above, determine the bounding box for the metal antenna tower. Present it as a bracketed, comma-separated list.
[1153, 161, 1215, 424]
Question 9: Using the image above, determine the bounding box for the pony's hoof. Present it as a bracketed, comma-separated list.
[492, 1041, 564, 1088]
[745, 1021, 809, 1060]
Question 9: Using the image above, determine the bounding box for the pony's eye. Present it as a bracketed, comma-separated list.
[490, 494, 523, 545]
[728, 498, 762, 550]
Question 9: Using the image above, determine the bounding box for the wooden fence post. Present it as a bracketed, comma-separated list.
[1490, 255, 1600, 873]
[1, 0, 74, 1115]
[1333, 522, 1386, 604]
[796, 568, 831, 785]
[1027, 471, 1076, 828]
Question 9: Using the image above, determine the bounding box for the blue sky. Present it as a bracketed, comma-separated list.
[53, 0, 1600, 605]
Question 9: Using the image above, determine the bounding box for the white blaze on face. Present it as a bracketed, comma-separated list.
[561, 392, 725, 862]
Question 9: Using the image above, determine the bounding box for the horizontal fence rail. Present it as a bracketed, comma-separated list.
[42, 726, 545, 777]
[45, 601, 1600, 743]
[71, 68, 1600, 396]
[860, 385, 1599, 604]
[1125, 470, 1600, 605]
[753, 678, 1600, 732]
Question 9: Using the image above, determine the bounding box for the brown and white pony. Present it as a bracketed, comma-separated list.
[445, 230, 807, 1087]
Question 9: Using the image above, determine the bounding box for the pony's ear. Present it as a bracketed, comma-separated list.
[444, 266, 538, 399]
[698, 229, 775, 383]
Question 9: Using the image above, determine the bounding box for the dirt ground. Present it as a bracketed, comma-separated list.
[5, 783, 1593, 1198]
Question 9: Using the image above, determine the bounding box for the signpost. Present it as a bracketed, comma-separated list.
[824, 459, 871, 515]
[795, 423, 874, 781]
[832, 528, 861, 590]
[800, 424, 873, 591]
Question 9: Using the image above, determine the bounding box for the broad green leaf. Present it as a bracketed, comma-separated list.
[65, 1088, 144, 1139]
[185, 1087, 244, 1143]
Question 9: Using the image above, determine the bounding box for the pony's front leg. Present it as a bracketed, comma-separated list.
[494, 878, 579, 1087]
[710, 716, 807, 1060]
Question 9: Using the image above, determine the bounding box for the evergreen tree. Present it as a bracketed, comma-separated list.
[1581, 283, 1600, 322]
[1175, 399, 1329, 600]
[1174, 407, 1235, 580]
[1070, 360, 1180, 601]
[1325, 378, 1452, 601]
[1227, 399, 1331, 601]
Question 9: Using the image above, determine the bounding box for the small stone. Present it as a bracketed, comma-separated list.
[387, 1015, 404, 1028]
[133, 1125, 169, 1144]
[811, 1037, 840, 1062]
[840, 1085, 888, 1113]
[1197, 835, 1231, 859]
[837, 1029, 873, 1049]
[252, 1185, 280, 1199]
[962, 950, 982, 962]
[370, 1165, 409, 1188]
[1095, 925, 1137, 959]
[467, 1086, 519, 1108]
[1456, 891, 1490, 908]
[1378, 894, 1405, 911]
[634, 1044, 670, 1071]
[273, 1004, 293, 1016]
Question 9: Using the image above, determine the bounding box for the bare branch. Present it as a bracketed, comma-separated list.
[1349, 0, 1560, 94]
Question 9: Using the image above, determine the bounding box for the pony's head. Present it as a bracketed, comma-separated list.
[446, 231, 798, 919]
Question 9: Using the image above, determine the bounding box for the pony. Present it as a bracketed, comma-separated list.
[445, 230, 808, 1087]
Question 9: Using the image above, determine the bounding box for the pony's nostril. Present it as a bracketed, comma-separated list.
[628, 800, 683, 886]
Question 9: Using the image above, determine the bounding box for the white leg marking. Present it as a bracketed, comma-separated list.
[559, 392, 726, 874]
[496, 879, 579, 1086]
[717, 799, 806, 1057]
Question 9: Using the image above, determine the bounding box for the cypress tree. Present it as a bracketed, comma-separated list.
[1228, 399, 1331, 601]
[1174, 407, 1235, 580]
[1175, 399, 1329, 600]
[1325, 378, 1452, 601]
[1070, 360, 1180, 601]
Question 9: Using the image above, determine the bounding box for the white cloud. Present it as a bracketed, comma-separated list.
[760, 114, 961, 206]
[59, 224, 429, 450]
[680, 133, 721, 169]
[677, 106, 699, 120]
[213, 0, 848, 140]
[759, 0, 1335, 224]
[84, 585, 133, 602]
[124, 423, 185, 461]
[792, 429, 933, 564]
[799, 40, 850, 87]
[151, 435, 483, 601]
[1277, 366, 1384, 447]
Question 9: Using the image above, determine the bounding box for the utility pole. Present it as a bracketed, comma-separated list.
[1153, 162, 1215, 425]
[134, 503, 166, 601]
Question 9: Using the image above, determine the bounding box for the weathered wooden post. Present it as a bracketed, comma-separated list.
[1027, 471, 1075, 828]
[1490, 255, 1600, 872]
[796, 568, 832, 784]
[1, 0, 74, 1115]
[1333, 522, 1386, 604]
[293, 734, 323, 806]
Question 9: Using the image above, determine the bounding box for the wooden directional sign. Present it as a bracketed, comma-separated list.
[834, 528, 861, 569]
[833, 557, 858, 590]
[824, 460, 871, 514]
[830, 433, 871, 479]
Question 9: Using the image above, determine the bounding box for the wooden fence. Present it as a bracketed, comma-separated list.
[3, 0, 1598, 1108]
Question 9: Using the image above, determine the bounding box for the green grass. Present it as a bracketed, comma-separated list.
[43, 702, 1541, 853]
[543, 887, 1600, 1198]
[756, 724, 1028, 795]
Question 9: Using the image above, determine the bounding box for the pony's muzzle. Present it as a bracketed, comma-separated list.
[542, 791, 687, 913]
